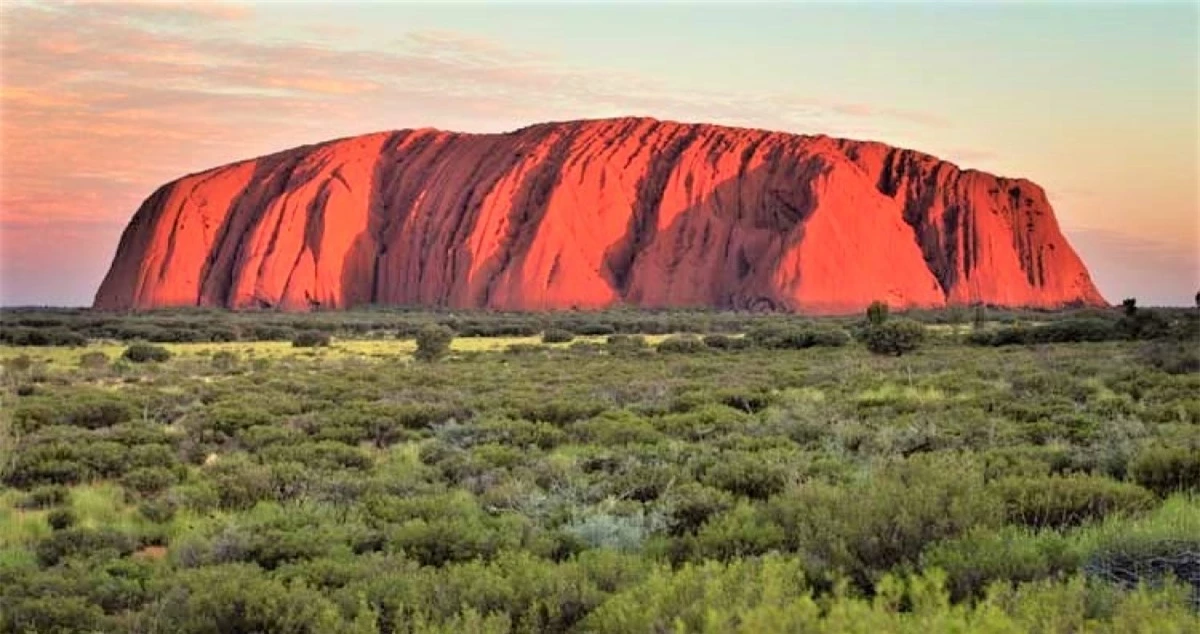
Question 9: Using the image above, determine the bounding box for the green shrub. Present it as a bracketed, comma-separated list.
[967, 327, 1015, 346]
[343, 550, 643, 633]
[762, 453, 1002, 588]
[138, 498, 179, 523]
[656, 335, 706, 354]
[571, 410, 665, 446]
[517, 398, 605, 425]
[260, 441, 371, 472]
[716, 388, 773, 414]
[662, 482, 736, 535]
[414, 324, 454, 362]
[14, 393, 136, 433]
[205, 456, 275, 510]
[65, 397, 135, 430]
[120, 467, 178, 497]
[291, 331, 331, 348]
[78, 351, 109, 370]
[606, 334, 648, 353]
[811, 326, 852, 347]
[580, 555, 809, 633]
[151, 564, 346, 633]
[1035, 318, 1119, 343]
[991, 474, 1156, 529]
[748, 323, 850, 349]
[1, 597, 108, 634]
[702, 334, 750, 350]
[969, 318, 1119, 346]
[701, 453, 789, 500]
[1117, 309, 1171, 340]
[922, 526, 1077, 601]
[5, 450, 88, 487]
[0, 328, 85, 347]
[656, 403, 752, 441]
[36, 527, 136, 566]
[46, 508, 77, 531]
[862, 319, 925, 356]
[122, 343, 171, 363]
[541, 328, 575, 344]
[18, 484, 69, 509]
[247, 325, 296, 341]
[1036, 319, 1118, 343]
[575, 322, 616, 336]
[692, 502, 788, 561]
[386, 515, 520, 567]
[1130, 446, 1200, 496]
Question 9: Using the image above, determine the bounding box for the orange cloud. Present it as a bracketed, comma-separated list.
[262, 77, 381, 96]
[72, 0, 253, 24]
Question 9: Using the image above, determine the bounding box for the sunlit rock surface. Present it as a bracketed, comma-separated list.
[95, 117, 1106, 313]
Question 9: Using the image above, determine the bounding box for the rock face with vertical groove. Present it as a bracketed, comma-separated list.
[94, 117, 1106, 313]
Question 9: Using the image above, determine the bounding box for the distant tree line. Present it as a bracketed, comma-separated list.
[2, 302, 1195, 347]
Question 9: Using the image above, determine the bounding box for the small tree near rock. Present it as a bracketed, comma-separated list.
[866, 301, 890, 326]
[414, 324, 454, 362]
[972, 304, 987, 330]
[863, 319, 926, 357]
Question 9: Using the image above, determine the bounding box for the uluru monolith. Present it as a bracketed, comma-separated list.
[94, 117, 1106, 313]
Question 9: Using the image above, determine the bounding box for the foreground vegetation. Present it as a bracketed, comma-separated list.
[1, 306, 1198, 632]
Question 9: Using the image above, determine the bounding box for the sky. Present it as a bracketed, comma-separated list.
[0, 0, 1196, 307]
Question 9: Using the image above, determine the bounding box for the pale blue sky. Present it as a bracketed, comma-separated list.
[1, 1, 1196, 305]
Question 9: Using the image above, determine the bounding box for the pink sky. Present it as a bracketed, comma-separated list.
[1, 1, 1196, 306]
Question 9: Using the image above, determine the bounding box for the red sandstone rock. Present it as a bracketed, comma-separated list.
[93, 117, 1107, 313]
